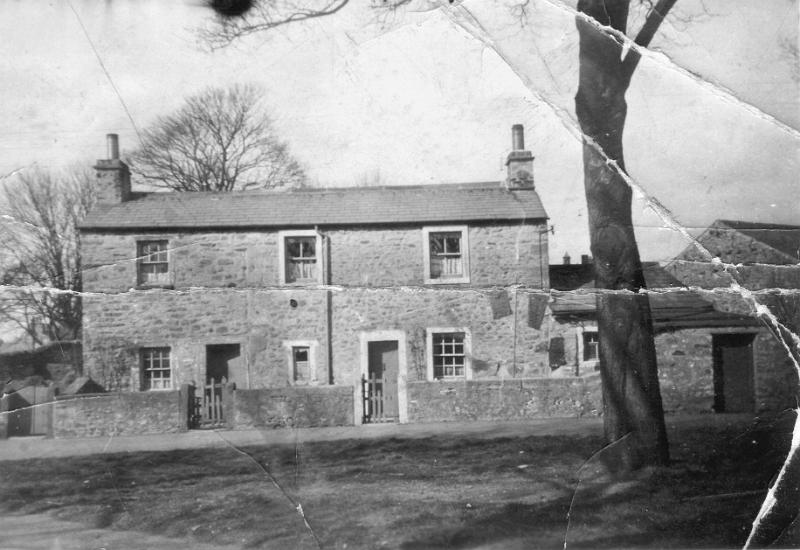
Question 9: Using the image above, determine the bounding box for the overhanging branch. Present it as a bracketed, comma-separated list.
[621, 0, 679, 83]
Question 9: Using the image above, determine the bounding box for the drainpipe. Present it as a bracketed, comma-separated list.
[317, 226, 334, 385]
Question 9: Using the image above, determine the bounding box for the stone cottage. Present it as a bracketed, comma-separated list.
[71, 129, 796, 436]
[80, 126, 594, 430]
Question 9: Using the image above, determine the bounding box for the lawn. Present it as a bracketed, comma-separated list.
[0, 414, 794, 549]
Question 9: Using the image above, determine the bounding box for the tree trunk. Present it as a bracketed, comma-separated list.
[576, 0, 669, 469]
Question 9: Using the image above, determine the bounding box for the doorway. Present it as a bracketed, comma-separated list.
[712, 334, 755, 413]
[363, 340, 399, 423]
[205, 343, 241, 384]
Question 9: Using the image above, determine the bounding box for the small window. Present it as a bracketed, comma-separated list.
[582, 331, 599, 362]
[283, 340, 318, 384]
[292, 346, 310, 384]
[432, 332, 466, 379]
[549, 336, 566, 370]
[141, 347, 171, 390]
[423, 226, 469, 284]
[137, 240, 170, 287]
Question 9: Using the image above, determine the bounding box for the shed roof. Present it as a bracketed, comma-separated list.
[549, 289, 757, 329]
[80, 183, 547, 231]
[717, 220, 800, 263]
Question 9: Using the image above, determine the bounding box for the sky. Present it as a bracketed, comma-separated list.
[0, 0, 797, 263]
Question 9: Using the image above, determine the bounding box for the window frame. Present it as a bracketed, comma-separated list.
[136, 239, 171, 288]
[422, 226, 470, 284]
[282, 339, 318, 385]
[278, 230, 323, 285]
[576, 325, 600, 373]
[140, 346, 172, 391]
[426, 328, 472, 381]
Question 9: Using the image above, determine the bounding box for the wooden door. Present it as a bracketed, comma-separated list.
[712, 334, 755, 413]
[366, 340, 399, 422]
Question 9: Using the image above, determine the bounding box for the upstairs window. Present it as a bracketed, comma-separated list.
[141, 347, 171, 390]
[423, 226, 469, 284]
[137, 240, 170, 287]
[279, 231, 322, 285]
[286, 237, 316, 282]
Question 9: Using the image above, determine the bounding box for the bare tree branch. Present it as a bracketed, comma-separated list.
[200, 0, 351, 50]
[621, 0, 679, 82]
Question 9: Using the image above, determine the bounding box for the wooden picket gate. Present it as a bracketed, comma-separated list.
[362, 374, 396, 423]
[189, 377, 226, 429]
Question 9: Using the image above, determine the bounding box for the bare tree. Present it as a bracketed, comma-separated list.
[575, 0, 677, 469]
[0, 166, 96, 345]
[128, 84, 306, 192]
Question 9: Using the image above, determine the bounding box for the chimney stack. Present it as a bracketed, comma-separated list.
[94, 133, 131, 207]
[505, 124, 534, 189]
[563, 252, 571, 265]
[107, 133, 120, 160]
[512, 124, 525, 150]
[581, 254, 591, 265]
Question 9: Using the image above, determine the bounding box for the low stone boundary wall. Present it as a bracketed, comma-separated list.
[229, 386, 354, 429]
[407, 376, 602, 423]
[53, 388, 188, 438]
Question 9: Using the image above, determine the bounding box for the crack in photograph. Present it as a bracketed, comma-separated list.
[0, 1, 798, 548]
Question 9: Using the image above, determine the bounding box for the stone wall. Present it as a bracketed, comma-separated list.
[407, 375, 601, 422]
[82, 289, 331, 390]
[229, 386, 353, 429]
[52, 389, 186, 438]
[82, 221, 548, 293]
[82, 287, 553, 391]
[654, 328, 798, 415]
[754, 332, 798, 413]
[330, 288, 551, 385]
[655, 330, 714, 413]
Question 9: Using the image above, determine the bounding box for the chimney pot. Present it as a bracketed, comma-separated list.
[107, 134, 119, 160]
[563, 252, 571, 265]
[511, 124, 524, 151]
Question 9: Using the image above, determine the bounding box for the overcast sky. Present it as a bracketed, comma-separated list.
[0, 0, 797, 262]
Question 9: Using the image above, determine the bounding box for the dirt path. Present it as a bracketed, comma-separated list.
[0, 513, 243, 550]
[0, 417, 606, 461]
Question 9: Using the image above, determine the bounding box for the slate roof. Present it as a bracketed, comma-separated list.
[80, 183, 547, 230]
[717, 220, 800, 262]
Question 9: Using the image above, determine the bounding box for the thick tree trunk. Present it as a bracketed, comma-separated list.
[576, 0, 669, 469]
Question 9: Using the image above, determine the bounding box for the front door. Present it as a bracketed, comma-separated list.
[364, 340, 399, 423]
[712, 334, 755, 413]
[206, 343, 240, 384]
[190, 344, 241, 429]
